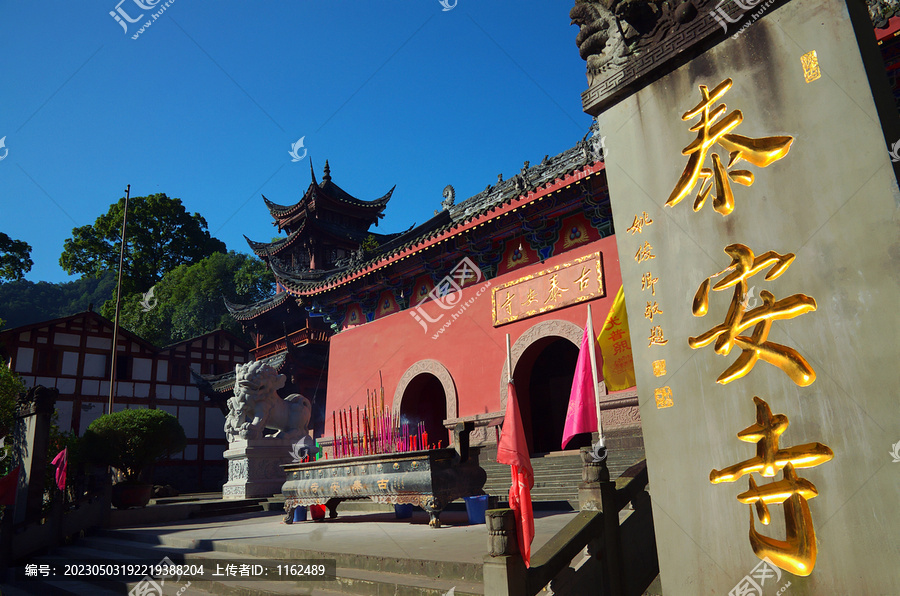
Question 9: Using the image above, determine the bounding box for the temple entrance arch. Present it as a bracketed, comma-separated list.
[499, 319, 587, 455]
[393, 360, 457, 448]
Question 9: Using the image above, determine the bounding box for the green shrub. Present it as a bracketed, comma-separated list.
[81, 408, 186, 483]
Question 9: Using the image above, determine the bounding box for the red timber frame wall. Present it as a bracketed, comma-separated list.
[316, 163, 640, 456]
[0, 313, 249, 492]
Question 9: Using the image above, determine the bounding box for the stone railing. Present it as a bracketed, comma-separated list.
[483, 452, 656, 595]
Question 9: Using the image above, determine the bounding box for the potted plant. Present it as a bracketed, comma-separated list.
[82, 408, 186, 509]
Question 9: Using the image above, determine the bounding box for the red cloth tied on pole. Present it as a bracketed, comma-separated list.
[497, 381, 535, 567]
[0, 466, 21, 506]
[51, 447, 68, 491]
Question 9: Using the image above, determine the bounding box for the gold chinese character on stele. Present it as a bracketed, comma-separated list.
[645, 301, 663, 321]
[654, 386, 673, 409]
[634, 241, 656, 264]
[710, 396, 833, 576]
[641, 272, 658, 296]
[648, 325, 668, 347]
[690, 244, 816, 386]
[627, 211, 653, 235]
[666, 78, 793, 216]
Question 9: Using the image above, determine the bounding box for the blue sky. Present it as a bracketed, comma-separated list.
[0, 1, 592, 283]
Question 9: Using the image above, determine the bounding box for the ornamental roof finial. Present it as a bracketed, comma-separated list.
[323, 160, 331, 183]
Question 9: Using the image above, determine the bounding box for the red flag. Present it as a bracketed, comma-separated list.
[0, 466, 20, 506]
[497, 381, 535, 567]
[561, 323, 600, 450]
[51, 448, 68, 491]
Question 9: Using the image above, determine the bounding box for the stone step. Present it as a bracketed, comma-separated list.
[94, 525, 485, 585]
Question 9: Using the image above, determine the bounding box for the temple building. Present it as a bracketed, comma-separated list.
[217, 131, 645, 492]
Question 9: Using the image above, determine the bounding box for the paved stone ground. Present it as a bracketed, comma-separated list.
[106, 507, 581, 567]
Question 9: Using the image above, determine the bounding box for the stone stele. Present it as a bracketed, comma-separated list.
[594, 0, 899, 592]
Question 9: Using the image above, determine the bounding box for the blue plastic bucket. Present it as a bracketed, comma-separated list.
[464, 495, 489, 525]
[394, 504, 414, 519]
[293, 506, 307, 522]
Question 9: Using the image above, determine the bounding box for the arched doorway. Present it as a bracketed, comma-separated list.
[501, 319, 589, 456]
[393, 360, 457, 449]
[398, 373, 450, 449]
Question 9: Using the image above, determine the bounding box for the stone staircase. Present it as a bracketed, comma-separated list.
[477, 446, 646, 507]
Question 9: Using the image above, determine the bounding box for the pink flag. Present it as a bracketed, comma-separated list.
[51, 447, 67, 491]
[497, 381, 535, 567]
[561, 322, 600, 450]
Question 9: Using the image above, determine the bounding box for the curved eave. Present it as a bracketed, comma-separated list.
[263, 194, 303, 220]
[223, 292, 290, 321]
[244, 226, 304, 258]
[278, 158, 606, 298]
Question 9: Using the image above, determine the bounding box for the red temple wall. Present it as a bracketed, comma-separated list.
[325, 235, 623, 438]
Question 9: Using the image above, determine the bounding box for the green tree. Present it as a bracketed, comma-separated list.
[0, 363, 25, 475]
[0, 271, 118, 330]
[0, 232, 33, 282]
[59, 194, 226, 294]
[104, 251, 274, 346]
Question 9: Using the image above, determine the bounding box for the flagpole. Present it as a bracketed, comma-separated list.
[586, 304, 605, 449]
[109, 184, 130, 414]
[506, 334, 512, 385]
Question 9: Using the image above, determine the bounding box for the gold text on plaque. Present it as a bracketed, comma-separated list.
[652, 360, 666, 377]
[710, 396, 833, 576]
[574, 266, 591, 291]
[545, 274, 568, 304]
[501, 291, 514, 315]
[666, 78, 793, 216]
[690, 244, 816, 386]
[522, 288, 537, 306]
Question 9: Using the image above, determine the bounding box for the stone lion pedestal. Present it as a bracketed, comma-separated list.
[223, 438, 297, 500]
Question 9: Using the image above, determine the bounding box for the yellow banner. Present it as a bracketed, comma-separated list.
[597, 286, 635, 391]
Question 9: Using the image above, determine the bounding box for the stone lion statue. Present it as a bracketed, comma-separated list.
[225, 361, 312, 443]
